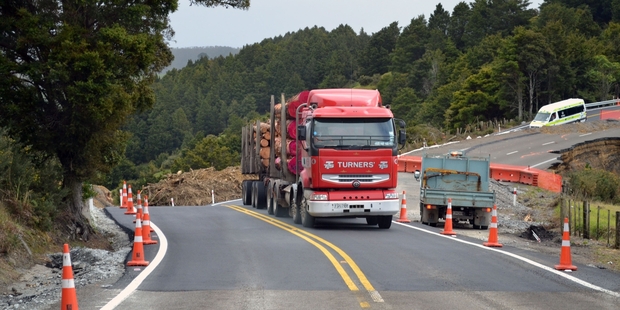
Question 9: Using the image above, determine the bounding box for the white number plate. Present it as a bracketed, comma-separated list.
[333, 203, 349, 209]
[452, 211, 463, 216]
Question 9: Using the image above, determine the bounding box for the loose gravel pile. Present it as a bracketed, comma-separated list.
[0, 201, 131, 310]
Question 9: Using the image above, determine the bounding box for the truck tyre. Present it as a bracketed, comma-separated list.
[266, 187, 274, 215]
[274, 198, 287, 218]
[255, 181, 266, 209]
[291, 200, 302, 224]
[242, 180, 252, 206]
[300, 197, 315, 228]
[251, 181, 258, 208]
[366, 217, 378, 225]
[377, 215, 392, 229]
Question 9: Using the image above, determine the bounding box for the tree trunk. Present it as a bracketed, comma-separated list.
[65, 174, 94, 241]
[528, 71, 536, 119]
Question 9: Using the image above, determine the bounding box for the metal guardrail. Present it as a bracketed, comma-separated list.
[586, 99, 619, 110]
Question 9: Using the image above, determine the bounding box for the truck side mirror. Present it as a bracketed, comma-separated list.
[297, 125, 306, 140]
[399, 129, 406, 146]
[414, 170, 420, 181]
[398, 119, 406, 128]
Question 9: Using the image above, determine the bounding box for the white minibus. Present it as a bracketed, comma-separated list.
[529, 98, 587, 128]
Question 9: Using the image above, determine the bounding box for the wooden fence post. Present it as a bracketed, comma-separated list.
[608, 210, 611, 247]
[616, 211, 620, 249]
[596, 206, 600, 239]
[583, 200, 590, 239]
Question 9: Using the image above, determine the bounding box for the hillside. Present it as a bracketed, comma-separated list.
[160, 46, 240, 75]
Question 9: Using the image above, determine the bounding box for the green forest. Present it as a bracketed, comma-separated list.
[1, 0, 620, 244]
[114, 0, 620, 191]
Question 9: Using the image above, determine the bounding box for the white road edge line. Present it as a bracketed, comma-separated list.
[506, 151, 518, 155]
[579, 133, 592, 137]
[393, 221, 620, 298]
[102, 200, 235, 309]
[542, 141, 555, 146]
[101, 222, 168, 310]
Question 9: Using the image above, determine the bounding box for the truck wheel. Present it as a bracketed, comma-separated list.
[366, 217, 378, 225]
[274, 201, 287, 218]
[266, 188, 274, 215]
[301, 197, 315, 228]
[291, 200, 302, 224]
[255, 181, 266, 209]
[251, 181, 258, 208]
[420, 203, 428, 225]
[242, 180, 252, 206]
[377, 215, 392, 229]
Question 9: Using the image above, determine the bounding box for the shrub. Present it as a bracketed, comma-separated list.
[568, 169, 620, 203]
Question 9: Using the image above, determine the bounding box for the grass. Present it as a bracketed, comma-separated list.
[557, 200, 619, 244]
[553, 199, 620, 272]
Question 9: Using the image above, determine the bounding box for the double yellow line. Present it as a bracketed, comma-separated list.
[226, 205, 384, 308]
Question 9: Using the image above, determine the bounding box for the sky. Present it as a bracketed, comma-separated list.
[169, 0, 545, 48]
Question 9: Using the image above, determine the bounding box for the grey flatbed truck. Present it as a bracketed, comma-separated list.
[415, 151, 496, 229]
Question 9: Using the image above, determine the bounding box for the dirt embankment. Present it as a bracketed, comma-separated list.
[552, 138, 620, 175]
[141, 166, 256, 206]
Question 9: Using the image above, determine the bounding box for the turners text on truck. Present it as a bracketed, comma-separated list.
[241, 88, 406, 229]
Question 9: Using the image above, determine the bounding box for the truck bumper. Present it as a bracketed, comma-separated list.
[308, 199, 400, 217]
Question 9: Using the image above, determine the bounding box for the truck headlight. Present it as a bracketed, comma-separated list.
[311, 193, 328, 201]
[384, 192, 399, 199]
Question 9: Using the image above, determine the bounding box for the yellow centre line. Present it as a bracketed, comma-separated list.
[226, 205, 383, 306]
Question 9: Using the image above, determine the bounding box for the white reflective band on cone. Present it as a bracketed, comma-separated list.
[562, 240, 571, 247]
[63, 253, 71, 266]
[62, 279, 75, 288]
[134, 236, 143, 242]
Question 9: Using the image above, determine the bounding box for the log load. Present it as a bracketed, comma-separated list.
[254, 92, 309, 175]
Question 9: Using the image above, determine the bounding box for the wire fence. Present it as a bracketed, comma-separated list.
[560, 200, 619, 248]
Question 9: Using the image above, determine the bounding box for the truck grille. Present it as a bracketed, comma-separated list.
[322, 174, 389, 183]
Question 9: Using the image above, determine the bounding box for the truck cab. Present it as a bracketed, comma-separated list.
[294, 89, 406, 228]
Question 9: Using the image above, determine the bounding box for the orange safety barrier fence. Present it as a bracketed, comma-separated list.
[398, 155, 422, 172]
[397, 156, 562, 193]
[600, 109, 620, 120]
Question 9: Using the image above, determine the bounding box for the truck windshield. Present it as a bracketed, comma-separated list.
[312, 118, 395, 149]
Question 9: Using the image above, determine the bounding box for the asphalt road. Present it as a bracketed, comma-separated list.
[94, 203, 620, 310]
[76, 106, 620, 310]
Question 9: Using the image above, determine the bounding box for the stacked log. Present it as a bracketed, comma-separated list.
[254, 91, 308, 175]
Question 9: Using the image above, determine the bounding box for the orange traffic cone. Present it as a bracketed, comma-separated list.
[144, 195, 154, 232]
[127, 215, 149, 266]
[133, 190, 143, 223]
[124, 185, 136, 215]
[483, 205, 503, 247]
[441, 198, 456, 236]
[555, 217, 577, 271]
[396, 191, 411, 223]
[142, 196, 157, 245]
[61, 243, 79, 310]
[121, 181, 128, 209]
